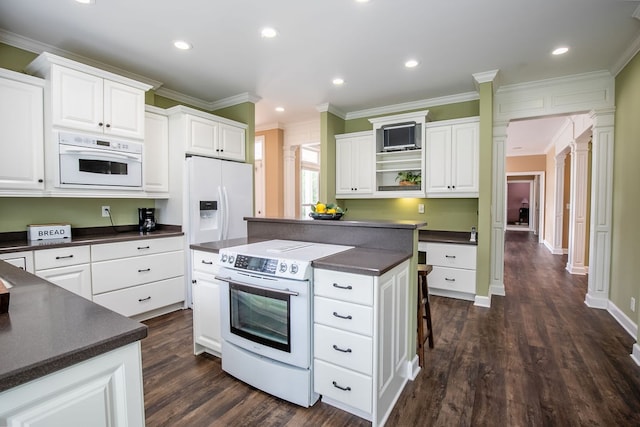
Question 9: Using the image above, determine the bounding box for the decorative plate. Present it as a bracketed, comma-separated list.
[309, 212, 344, 220]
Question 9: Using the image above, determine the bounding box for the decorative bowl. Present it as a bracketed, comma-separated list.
[309, 212, 344, 220]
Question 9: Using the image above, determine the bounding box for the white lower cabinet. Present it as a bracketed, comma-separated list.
[91, 236, 185, 319]
[191, 250, 222, 357]
[0, 342, 145, 427]
[0, 251, 34, 273]
[313, 260, 410, 427]
[34, 246, 92, 299]
[419, 241, 477, 300]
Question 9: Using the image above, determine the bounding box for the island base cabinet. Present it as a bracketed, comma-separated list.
[314, 359, 373, 416]
[0, 342, 145, 427]
[192, 271, 222, 356]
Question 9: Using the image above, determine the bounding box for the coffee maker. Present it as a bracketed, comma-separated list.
[138, 208, 157, 233]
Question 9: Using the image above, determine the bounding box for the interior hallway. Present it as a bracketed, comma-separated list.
[141, 231, 640, 426]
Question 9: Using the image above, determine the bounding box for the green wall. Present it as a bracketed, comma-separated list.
[612, 51, 640, 332]
[320, 111, 344, 204]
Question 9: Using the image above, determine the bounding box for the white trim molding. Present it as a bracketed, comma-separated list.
[474, 295, 491, 308]
[566, 139, 590, 275]
[607, 300, 638, 339]
[632, 344, 640, 367]
[491, 123, 508, 297]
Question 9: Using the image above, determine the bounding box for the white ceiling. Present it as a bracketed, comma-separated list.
[506, 116, 572, 157]
[1, 0, 639, 142]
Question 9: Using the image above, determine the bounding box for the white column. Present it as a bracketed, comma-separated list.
[552, 152, 566, 255]
[566, 140, 590, 274]
[490, 123, 507, 296]
[283, 145, 297, 218]
[585, 108, 615, 309]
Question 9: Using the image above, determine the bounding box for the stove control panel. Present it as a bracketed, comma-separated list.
[218, 250, 309, 280]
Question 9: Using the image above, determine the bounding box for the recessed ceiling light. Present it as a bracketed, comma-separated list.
[275, 107, 285, 112]
[355, 0, 370, 3]
[261, 27, 278, 38]
[173, 40, 192, 50]
[332, 78, 345, 86]
[552, 46, 569, 55]
[75, 0, 95, 4]
[404, 59, 419, 68]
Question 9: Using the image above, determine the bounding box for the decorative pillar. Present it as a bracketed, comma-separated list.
[585, 108, 615, 308]
[566, 139, 590, 274]
[490, 122, 507, 297]
[553, 152, 566, 255]
[283, 145, 297, 218]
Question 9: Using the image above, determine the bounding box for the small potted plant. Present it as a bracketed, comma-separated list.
[396, 171, 421, 186]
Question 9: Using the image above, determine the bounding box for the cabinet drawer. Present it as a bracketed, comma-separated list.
[93, 276, 184, 317]
[92, 250, 184, 294]
[34, 246, 90, 269]
[314, 324, 372, 375]
[91, 236, 183, 262]
[428, 266, 476, 294]
[192, 250, 219, 275]
[314, 269, 373, 305]
[314, 296, 373, 336]
[314, 359, 372, 414]
[425, 242, 476, 270]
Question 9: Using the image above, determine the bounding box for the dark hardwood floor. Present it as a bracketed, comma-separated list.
[141, 231, 640, 426]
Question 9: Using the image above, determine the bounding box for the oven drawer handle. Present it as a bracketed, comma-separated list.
[333, 311, 353, 320]
[137, 246, 150, 250]
[138, 268, 151, 273]
[215, 277, 300, 297]
[332, 283, 353, 290]
[332, 344, 352, 353]
[332, 381, 351, 392]
[55, 255, 74, 260]
[445, 255, 457, 259]
[201, 260, 214, 265]
[138, 296, 151, 302]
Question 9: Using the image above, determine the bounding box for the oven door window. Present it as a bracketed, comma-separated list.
[229, 282, 291, 353]
[79, 158, 129, 175]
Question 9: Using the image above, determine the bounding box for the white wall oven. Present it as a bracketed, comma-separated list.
[58, 131, 142, 188]
[217, 240, 353, 407]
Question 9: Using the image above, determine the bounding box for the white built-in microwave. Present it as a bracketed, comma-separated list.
[58, 132, 143, 189]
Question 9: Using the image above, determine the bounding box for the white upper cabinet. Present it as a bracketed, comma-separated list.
[425, 117, 479, 197]
[26, 52, 152, 140]
[144, 107, 169, 194]
[335, 131, 374, 197]
[0, 70, 45, 192]
[167, 105, 247, 162]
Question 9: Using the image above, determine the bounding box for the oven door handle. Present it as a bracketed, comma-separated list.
[215, 276, 300, 296]
[60, 145, 141, 161]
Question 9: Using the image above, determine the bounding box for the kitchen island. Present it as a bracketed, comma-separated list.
[0, 259, 148, 426]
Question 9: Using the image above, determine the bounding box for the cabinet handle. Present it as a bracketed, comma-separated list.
[332, 283, 353, 290]
[447, 185, 451, 189]
[105, 123, 111, 128]
[55, 255, 74, 260]
[332, 344, 352, 353]
[192, 280, 197, 284]
[138, 296, 151, 302]
[201, 260, 214, 265]
[445, 277, 456, 282]
[138, 268, 151, 272]
[137, 246, 150, 250]
[452, 185, 456, 189]
[38, 179, 43, 183]
[98, 122, 103, 127]
[333, 311, 352, 320]
[445, 255, 456, 259]
[332, 381, 351, 392]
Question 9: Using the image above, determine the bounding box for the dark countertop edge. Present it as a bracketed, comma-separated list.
[245, 216, 427, 230]
[0, 325, 148, 393]
[0, 225, 183, 254]
[190, 237, 267, 253]
[419, 230, 478, 246]
[312, 248, 413, 276]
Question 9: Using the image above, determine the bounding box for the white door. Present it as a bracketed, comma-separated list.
[352, 136, 374, 193]
[335, 137, 354, 194]
[221, 160, 253, 240]
[187, 115, 219, 156]
[51, 65, 103, 133]
[193, 272, 222, 354]
[144, 111, 169, 192]
[103, 79, 145, 139]
[187, 156, 223, 244]
[452, 122, 479, 193]
[425, 126, 451, 193]
[36, 264, 92, 300]
[219, 123, 246, 161]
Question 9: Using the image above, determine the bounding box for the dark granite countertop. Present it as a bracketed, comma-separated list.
[313, 248, 413, 276]
[190, 237, 267, 253]
[0, 225, 183, 255]
[419, 230, 478, 246]
[0, 260, 147, 393]
[245, 216, 427, 229]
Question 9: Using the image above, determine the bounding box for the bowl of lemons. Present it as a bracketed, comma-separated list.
[309, 202, 345, 220]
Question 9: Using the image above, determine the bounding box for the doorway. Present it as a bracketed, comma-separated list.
[254, 136, 265, 217]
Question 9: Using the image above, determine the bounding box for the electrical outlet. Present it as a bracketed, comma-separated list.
[101, 206, 110, 217]
[418, 203, 425, 214]
[631, 297, 636, 313]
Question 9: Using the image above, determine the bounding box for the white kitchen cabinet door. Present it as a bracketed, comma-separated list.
[36, 264, 92, 300]
[186, 114, 220, 156]
[335, 132, 374, 196]
[451, 122, 479, 194]
[425, 126, 451, 193]
[103, 79, 146, 139]
[218, 122, 245, 162]
[192, 271, 222, 356]
[51, 65, 103, 133]
[0, 74, 44, 192]
[144, 110, 169, 193]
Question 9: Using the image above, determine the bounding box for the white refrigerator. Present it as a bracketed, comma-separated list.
[184, 155, 253, 305]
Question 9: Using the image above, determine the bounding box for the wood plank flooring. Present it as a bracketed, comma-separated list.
[141, 231, 640, 426]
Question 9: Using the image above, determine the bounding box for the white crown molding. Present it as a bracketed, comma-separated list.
[345, 91, 479, 120]
[316, 103, 346, 119]
[256, 122, 284, 132]
[0, 67, 44, 86]
[542, 116, 574, 154]
[496, 70, 612, 94]
[611, 31, 640, 76]
[0, 29, 163, 90]
[472, 69, 500, 92]
[209, 92, 261, 111]
[153, 87, 211, 110]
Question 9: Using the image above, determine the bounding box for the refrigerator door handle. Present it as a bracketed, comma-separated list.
[222, 186, 230, 240]
[218, 186, 225, 240]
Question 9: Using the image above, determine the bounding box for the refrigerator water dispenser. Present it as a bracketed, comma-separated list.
[199, 200, 218, 230]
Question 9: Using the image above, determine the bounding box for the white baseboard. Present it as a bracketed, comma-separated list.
[408, 356, 420, 380]
[584, 293, 608, 309]
[566, 264, 588, 275]
[474, 295, 491, 308]
[632, 344, 640, 367]
[543, 240, 564, 255]
[490, 284, 506, 296]
[607, 300, 638, 339]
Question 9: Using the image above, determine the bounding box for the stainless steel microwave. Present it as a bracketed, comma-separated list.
[58, 132, 143, 189]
